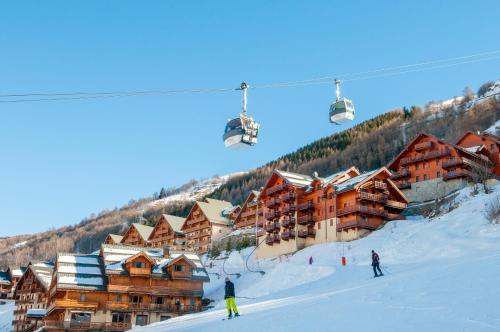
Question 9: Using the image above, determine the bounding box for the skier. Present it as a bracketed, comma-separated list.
[371, 250, 383, 277]
[309, 256, 313, 265]
[224, 277, 239, 319]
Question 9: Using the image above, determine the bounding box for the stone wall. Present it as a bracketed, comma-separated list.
[402, 178, 468, 204]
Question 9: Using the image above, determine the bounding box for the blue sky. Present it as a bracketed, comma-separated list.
[1, 1, 499, 236]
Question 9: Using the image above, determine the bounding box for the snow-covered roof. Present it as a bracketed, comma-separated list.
[11, 267, 27, 278]
[26, 308, 47, 318]
[130, 223, 155, 241]
[334, 170, 378, 192]
[55, 253, 105, 291]
[30, 262, 54, 289]
[160, 214, 186, 234]
[101, 244, 209, 281]
[196, 198, 234, 226]
[275, 170, 314, 187]
[107, 234, 124, 244]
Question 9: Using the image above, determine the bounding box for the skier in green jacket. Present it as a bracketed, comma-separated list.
[224, 277, 239, 319]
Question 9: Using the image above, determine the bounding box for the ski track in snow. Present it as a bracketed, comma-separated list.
[135, 183, 500, 332]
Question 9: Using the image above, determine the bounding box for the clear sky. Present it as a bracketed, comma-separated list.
[1, 1, 499, 236]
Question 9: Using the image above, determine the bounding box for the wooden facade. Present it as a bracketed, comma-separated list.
[181, 198, 234, 254]
[148, 214, 187, 250]
[12, 262, 53, 332]
[233, 191, 263, 230]
[388, 133, 494, 190]
[104, 234, 123, 245]
[0, 269, 12, 299]
[456, 131, 500, 176]
[120, 223, 154, 247]
[256, 168, 407, 259]
[43, 245, 209, 331]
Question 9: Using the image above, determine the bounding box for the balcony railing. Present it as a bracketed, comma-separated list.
[336, 205, 388, 218]
[373, 181, 388, 190]
[281, 192, 296, 202]
[298, 229, 316, 238]
[13, 308, 27, 315]
[265, 211, 278, 221]
[390, 168, 410, 180]
[240, 209, 257, 219]
[44, 321, 132, 331]
[357, 191, 387, 203]
[336, 217, 380, 231]
[442, 157, 463, 169]
[281, 204, 296, 215]
[265, 235, 274, 245]
[444, 169, 474, 181]
[266, 184, 286, 196]
[297, 215, 316, 225]
[247, 200, 258, 208]
[265, 222, 281, 232]
[298, 202, 314, 211]
[400, 148, 451, 166]
[281, 217, 296, 228]
[266, 197, 281, 208]
[385, 200, 407, 210]
[414, 141, 433, 152]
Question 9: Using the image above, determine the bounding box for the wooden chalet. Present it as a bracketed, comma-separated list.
[0, 269, 12, 299]
[256, 167, 367, 259]
[456, 131, 500, 176]
[181, 198, 234, 254]
[333, 167, 408, 240]
[233, 191, 263, 230]
[43, 244, 209, 331]
[120, 223, 154, 247]
[148, 214, 187, 250]
[104, 234, 124, 245]
[387, 133, 494, 202]
[12, 262, 53, 332]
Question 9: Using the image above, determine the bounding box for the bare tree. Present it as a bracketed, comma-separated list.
[484, 195, 500, 224]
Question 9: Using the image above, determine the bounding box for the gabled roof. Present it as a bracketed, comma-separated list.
[124, 251, 156, 266]
[195, 198, 234, 226]
[15, 262, 53, 295]
[456, 131, 500, 146]
[387, 133, 449, 169]
[122, 223, 154, 243]
[275, 170, 314, 187]
[106, 234, 123, 244]
[149, 214, 186, 240]
[11, 266, 27, 278]
[101, 244, 209, 282]
[55, 253, 105, 291]
[322, 166, 361, 186]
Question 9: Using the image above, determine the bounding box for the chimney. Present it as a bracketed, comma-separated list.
[312, 171, 319, 179]
[163, 246, 171, 258]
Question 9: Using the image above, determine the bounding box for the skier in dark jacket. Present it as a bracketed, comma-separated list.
[224, 277, 239, 319]
[371, 250, 383, 277]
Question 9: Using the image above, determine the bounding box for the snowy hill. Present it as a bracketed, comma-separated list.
[0, 301, 14, 332]
[145, 173, 245, 211]
[135, 183, 500, 332]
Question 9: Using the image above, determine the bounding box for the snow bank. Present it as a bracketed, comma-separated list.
[0, 301, 15, 332]
[135, 184, 500, 332]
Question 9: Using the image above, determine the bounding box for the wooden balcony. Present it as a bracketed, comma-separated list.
[357, 191, 387, 203]
[265, 211, 278, 221]
[281, 204, 296, 215]
[400, 148, 451, 166]
[266, 184, 286, 195]
[130, 267, 151, 275]
[266, 197, 281, 208]
[385, 200, 407, 210]
[414, 141, 433, 152]
[443, 157, 492, 171]
[265, 235, 274, 245]
[14, 308, 27, 315]
[257, 228, 266, 237]
[265, 222, 281, 232]
[44, 321, 132, 331]
[281, 217, 296, 228]
[240, 209, 257, 218]
[397, 181, 411, 189]
[297, 214, 316, 225]
[281, 230, 296, 241]
[336, 205, 388, 218]
[337, 217, 380, 231]
[247, 200, 258, 208]
[390, 168, 410, 180]
[281, 192, 296, 202]
[107, 284, 203, 297]
[442, 157, 464, 169]
[387, 213, 405, 221]
[47, 299, 99, 313]
[444, 169, 474, 181]
[298, 229, 316, 238]
[298, 202, 314, 211]
[373, 181, 388, 190]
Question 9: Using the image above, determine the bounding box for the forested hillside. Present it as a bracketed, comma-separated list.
[1, 83, 499, 269]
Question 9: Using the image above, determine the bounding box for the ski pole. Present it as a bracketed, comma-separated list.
[235, 296, 256, 300]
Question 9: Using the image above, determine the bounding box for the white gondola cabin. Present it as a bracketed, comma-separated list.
[329, 79, 355, 125]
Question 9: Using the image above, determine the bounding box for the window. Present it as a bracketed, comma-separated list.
[136, 315, 148, 326]
[160, 316, 171, 322]
[423, 174, 428, 181]
[330, 219, 333, 226]
[416, 176, 420, 182]
[318, 223, 321, 230]
[436, 159, 440, 166]
[492, 143, 495, 150]
[133, 261, 145, 269]
[130, 295, 143, 303]
[155, 297, 164, 305]
[329, 206, 333, 213]
[437, 171, 441, 178]
[79, 294, 86, 302]
[112, 312, 131, 323]
[416, 163, 420, 170]
[174, 265, 185, 272]
[116, 294, 122, 303]
[71, 313, 91, 323]
[219, 229, 222, 233]
[317, 197, 320, 203]
[190, 298, 196, 306]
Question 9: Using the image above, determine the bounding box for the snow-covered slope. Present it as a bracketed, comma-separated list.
[145, 173, 245, 211]
[135, 183, 500, 332]
[0, 301, 14, 332]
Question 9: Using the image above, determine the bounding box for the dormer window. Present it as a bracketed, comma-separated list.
[174, 265, 185, 272]
[134, 262, 145, 269]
